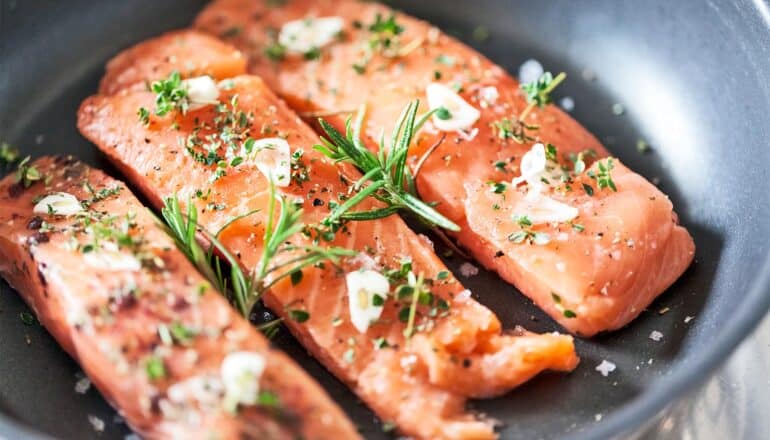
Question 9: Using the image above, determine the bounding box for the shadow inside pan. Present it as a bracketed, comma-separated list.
[1, 0, 769, 439]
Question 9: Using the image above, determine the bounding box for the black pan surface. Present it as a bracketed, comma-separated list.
[1, 1, 769, 439]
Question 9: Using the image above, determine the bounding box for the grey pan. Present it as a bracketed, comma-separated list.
[1, 0, 769, 439]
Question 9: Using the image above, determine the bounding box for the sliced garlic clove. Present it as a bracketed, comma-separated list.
[346, 270, 389, 333]
[513, 192, 579, 225]
[83, 250, 142, 272]
[220, 351, 266, 411]
[279, 17, 344, 55]
[33, 192, 84, 216]
[182, 76, 220, 111]
[249, 138, 292, 187]
[426, 83, 481, 132]
[512, 142, 547, 188]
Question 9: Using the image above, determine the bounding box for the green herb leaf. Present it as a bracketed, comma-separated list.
[314, 101, 460, 232]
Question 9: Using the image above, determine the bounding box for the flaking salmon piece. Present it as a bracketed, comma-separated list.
[0, 156, 359, 440]
[193, 0, 696, 336]
[79, 61, 579, 437]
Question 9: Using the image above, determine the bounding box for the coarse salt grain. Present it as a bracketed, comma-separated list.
[75, 376, 91, 394]
[87, 415, 105, 432]
[459, 262, 479, 277]
[649, 330, 663, 342]
[518, 58, 544, 84]
[595, 360, 616, 377]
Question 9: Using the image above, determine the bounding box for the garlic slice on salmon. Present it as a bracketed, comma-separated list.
[426, 83, 481, 132]
[33, 192, 84, 216]
[83, 250, 142, 272]
[221, 351, 266, 412]
[346, 270, 389, 333]
[512, 191, 579, 225]
[512, 142, 548, 189]
[248, 138, 291, 187]
[279, 17, 344, 55]
[181, 76, 220, 110]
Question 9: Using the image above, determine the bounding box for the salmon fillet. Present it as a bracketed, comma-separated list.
[0, 156, 359, 440]
[99, 30, 247, 95]
[79, 55, 579, 437]
[194, 0, 696, 336]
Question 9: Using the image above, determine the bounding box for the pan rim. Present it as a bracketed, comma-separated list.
[1, 0, 770, 438]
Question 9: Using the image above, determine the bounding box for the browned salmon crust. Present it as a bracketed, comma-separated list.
[0, 156, 359, 440]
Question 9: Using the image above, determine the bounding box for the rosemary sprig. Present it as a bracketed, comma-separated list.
[161, 183, 354, 318]
[314, 101, 460, 231]
[161, 194, 255, 316]
[255, 182, 356, 292]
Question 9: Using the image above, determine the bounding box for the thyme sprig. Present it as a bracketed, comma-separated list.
[494, 71, 566, 144]
[14, 156, 43, 188]
[138, 71, 189, 123]
[314, 101, 460, 231]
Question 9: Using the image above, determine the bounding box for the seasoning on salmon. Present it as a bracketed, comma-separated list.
[0, 156, 359, 440]
[79, 46, 580, 437]
[98, 30, 247, 96]
[194, 0, 696, 336]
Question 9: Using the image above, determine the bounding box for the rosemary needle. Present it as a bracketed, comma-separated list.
[315, 100, 460, 231]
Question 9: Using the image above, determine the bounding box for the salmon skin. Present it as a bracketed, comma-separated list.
[79, 35, 579, 438]
[193, 0, 696, 337]
[0, 156, 359, 440]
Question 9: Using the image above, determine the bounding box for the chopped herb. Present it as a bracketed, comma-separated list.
[265, 42, 287, 62]
[145, 356, 166, 380]
[290, 269, 303, 285]
[315, 101, 460, 231]
[494, 71, 567, 144]
[563, 309, 577, 318]
[303, 47, 321, 61]
[508, 216, 550, 245]
[257, 390, 281, 408]
[434, 54, 456, 66]
[570, 222, 585, 232]
[169, 322, 197, 344]
[545, 143, 558, 162]
[436, 270, 449, 280]
[521, 71, 566, 108]
[582, 183, 594, 196]
[288, 309, 310, 323]
[0, 142, 20, 166]
[352, 12, 408, 72]
[149, 71, 189, 117]
[435, 106, 452, 120]
[373, 337, 389, 349]
[490, 181, 507, 194]
[19, 311, 36, 326]
[137, 107, 150, 125]
[14, 156, 43, 188]
[592, 158, 617, 192]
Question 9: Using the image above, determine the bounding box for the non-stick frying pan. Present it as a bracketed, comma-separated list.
[1, 0, 769, 438]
